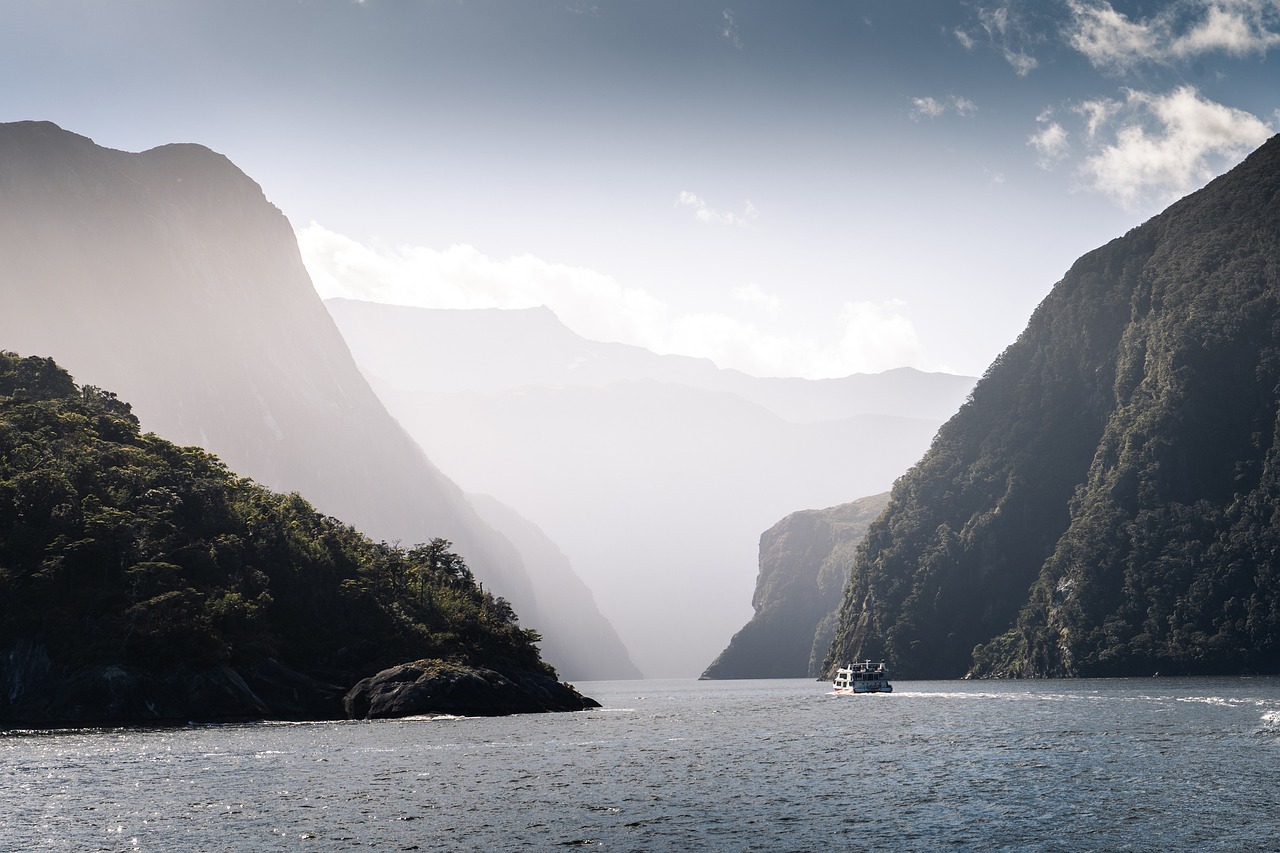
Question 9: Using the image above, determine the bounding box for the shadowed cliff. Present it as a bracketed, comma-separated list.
[826, 134, 1280, 679]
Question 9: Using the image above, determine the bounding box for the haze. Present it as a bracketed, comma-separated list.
[4, 1, 1279, 676]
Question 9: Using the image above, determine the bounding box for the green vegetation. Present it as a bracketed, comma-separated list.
[0, 352, 550, 692]
[825, 134, 1280, 679]
[702, 493, 888, 679]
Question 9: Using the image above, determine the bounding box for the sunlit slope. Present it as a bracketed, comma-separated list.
[467, 493, 641, 681]
[827, 134, 1280, 679]
[0, 120, 632, 680]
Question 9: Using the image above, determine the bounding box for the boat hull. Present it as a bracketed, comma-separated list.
[834, 683, 892, 695]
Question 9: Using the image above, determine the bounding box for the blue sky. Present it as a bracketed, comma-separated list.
[5, 0, 1279, 377]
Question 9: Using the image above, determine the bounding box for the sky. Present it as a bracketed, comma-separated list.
[5, 0, 1279, 379]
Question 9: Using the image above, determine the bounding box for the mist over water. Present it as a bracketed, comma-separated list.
[5, 677, 1278, 850]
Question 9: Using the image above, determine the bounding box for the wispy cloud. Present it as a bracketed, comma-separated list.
[1075, 85, 1274, 207]
[1028, 111, 1071, 168]
[297, 224, 924, 378]
[910, 95, 978, 120]
[676, 191, 758, 227]
[956, 2, 1042, 75]
[1065, 0, 1280, 71]
[722, 8, 744, 50]
[299, 226, 669, 345]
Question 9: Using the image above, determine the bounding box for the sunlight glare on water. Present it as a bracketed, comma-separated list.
[3, 677, 1279, 850]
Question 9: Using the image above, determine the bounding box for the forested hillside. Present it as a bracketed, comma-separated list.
[0, 353, 592, 725]
[702, 494, 888, 679]
[826, 134, 1280, 679]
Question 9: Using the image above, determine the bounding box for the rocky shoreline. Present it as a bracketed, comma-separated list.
[0, 642, 598, 729]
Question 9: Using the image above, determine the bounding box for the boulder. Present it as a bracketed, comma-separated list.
[343, 660, 600, 719]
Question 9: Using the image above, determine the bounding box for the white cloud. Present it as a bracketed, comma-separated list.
[1066, 0, 1280, 71]
[1029, 119, 1070, 168]
[911, 96, 946, 120]
[1171, 1, 1280, 57]
[971, 2, 1042, 75]
[835, 301, 924, 374]
[298, 224, 669, 345]
[732, 282, 782, 313]
[910, 95, 978, 120]
[722, 8, 744, 50]
[676, 191, 758, 227]
[954, 28, 976, 49]
[1004, 49, 1040, 75]
[1077, 85, 1275, 207]
[663, 300, 923, 378]
[1065, 0, 1160, 70]
[297, 224, 924, 378]
[1074, 96, 1122, 140]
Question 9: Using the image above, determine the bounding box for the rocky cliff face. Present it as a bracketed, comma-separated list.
[826, 134, 1280, 679]
[701, 493, 888, 679]
[0, 121, 626, 680]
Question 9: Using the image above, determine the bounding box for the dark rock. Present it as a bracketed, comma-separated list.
[343, 660, 600, 719]
[241, 658, 347, 720]
[0, 642, 345, 728]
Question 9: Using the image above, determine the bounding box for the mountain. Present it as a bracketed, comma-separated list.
[0, 352, 595, 725]
[0, 120, 631, 681]
[327, 299, 975, 677]
[327, 298, 972, 423]
[701, 492, 889, 680]
[825, 134, 1280, 680]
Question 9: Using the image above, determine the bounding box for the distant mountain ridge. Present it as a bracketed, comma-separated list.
[326, 298, 973, 423]
[0, 120, 636, 681]
[327, 299, 975, 677]
[826, 133, 1280, 679]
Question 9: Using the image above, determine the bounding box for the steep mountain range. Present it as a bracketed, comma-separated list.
[701, 493, 889, 679]
[826, 134, 1280, 679]
[327, 299, 975, 676]
[0, 120, 635, 681]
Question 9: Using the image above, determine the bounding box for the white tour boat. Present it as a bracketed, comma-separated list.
[833, 660, 892, 694]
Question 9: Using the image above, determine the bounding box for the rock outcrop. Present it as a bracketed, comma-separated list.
[702, 494, 889, 679]
[343, 660, 600, 720]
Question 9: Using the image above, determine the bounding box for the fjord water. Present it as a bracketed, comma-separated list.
[4, 678, 1278, 851]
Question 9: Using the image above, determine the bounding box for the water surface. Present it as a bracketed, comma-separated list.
[4, 677, 1278, 850]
